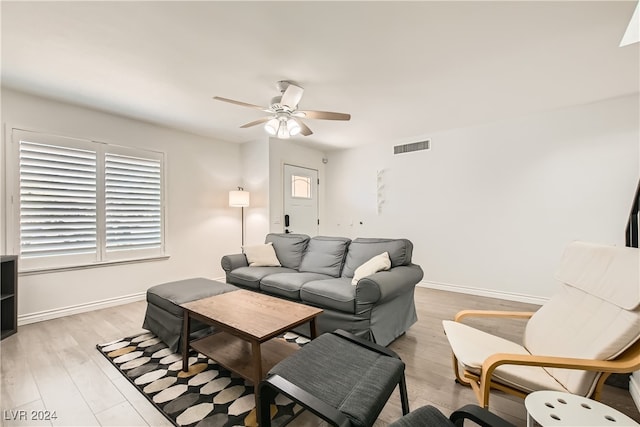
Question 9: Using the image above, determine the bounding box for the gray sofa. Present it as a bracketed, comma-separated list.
[221, 233, 424, 346]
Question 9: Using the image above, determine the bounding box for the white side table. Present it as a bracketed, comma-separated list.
[525, 390, 639, 426]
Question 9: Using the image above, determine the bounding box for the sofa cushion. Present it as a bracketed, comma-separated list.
[226, 266, 296, 290]
[299, 236, 351, 277]
[351, 252, 391, 285]
[242, 242, 281, 267]
[265, 233, 310, 270]
[300, 278, 355, 314]
[342, 238, 413, 278]
[260, 272, 334, 300]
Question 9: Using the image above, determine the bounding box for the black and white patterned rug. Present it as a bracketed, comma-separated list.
[96, 331, 309, 427]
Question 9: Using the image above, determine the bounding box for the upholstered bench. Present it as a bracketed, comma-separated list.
[142, 277, 238, 352]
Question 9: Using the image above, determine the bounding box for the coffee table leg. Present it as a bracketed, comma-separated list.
[252, 341, 263, 418]
[182, 310, 190, 372]
[309, 317, 318, 339]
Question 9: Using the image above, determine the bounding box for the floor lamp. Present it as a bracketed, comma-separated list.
[229, 187, 250, 246]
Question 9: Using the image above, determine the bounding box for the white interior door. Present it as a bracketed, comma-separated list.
[283, 164, 319, 236]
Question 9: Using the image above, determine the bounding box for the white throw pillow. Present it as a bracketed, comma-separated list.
[242, 242, 281, 267]
[351, 252, 391, 285]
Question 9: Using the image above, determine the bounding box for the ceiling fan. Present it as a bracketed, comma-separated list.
[213, 80, 351, 139]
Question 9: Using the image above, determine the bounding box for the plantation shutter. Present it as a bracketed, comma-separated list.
[105, 153, 162, 251]
[19, 141, 97, 257]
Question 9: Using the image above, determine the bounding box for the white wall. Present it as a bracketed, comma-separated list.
[322, 94, 639, 302]
[1, 88, 243, 322]
[3, 89, 637, 319]
[241, 138, 270, 246]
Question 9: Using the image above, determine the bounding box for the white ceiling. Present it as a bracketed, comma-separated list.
[1, 1, 638, 150]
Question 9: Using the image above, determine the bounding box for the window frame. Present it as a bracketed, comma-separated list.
[6, 128, 167, 273]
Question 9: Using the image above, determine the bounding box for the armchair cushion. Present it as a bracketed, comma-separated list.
[523, 241, 640, 396]
[524, 283, 640, 395]
[389, 405, 453, 427]
[389, 404, 516, 427]
[443, 241, 640, 407]
[555, 241, 640, 309]
[263, 330, 408, 427]
[443, 320, 568, 394]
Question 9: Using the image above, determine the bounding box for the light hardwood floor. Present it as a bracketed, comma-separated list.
[1, 287, 638, 427]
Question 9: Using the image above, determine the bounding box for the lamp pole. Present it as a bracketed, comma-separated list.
[229, 187, 250, 247]
[241, 205, 245, 246]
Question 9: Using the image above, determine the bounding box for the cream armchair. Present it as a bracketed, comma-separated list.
[443, 241, 640, 408]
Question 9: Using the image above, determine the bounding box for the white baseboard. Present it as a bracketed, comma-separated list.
[17, 278, 544, 326]
[418, 280, 549, 306]
[631, 375, 640, 413]
[18, 292, 146, 326]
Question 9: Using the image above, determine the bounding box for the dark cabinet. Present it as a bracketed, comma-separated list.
[1, 255, 18, 340]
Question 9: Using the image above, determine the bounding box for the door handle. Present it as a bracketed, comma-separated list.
[284, 214, 291, 233]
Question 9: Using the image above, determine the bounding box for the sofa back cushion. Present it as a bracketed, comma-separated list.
[342, 238, 413, 278]
[298, 236, 351, 277]
[265, 233, 310, 270]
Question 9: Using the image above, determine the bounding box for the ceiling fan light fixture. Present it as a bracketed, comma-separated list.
[277, 118, 290, 139]
[264, 118, 279, 135]
[287, 118, 301, 136]
[214, 80, 351, 139]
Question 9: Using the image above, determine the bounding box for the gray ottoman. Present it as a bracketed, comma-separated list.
[259, 329, 409, 427]
[142, 278, 238, 352]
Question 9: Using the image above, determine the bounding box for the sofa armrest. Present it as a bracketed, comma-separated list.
[221, 253, 248, 272]
[356, 264, 424, 305]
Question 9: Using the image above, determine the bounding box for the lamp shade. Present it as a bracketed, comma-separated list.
[229, 189, 250, 207]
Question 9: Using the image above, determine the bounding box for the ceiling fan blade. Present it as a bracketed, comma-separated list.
[239, 117, 272, 128]
[213, 96, 270, 112]
[298, 120, 313, 136]
[281, 84, 304, 109]
[296, 110, 351, 121]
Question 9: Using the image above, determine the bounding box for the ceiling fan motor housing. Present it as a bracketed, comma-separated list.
[270, 96, 290, 112]
[277, 80, 297, 93]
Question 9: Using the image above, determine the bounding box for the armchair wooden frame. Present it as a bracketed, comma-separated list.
[451, 309, 640, 408]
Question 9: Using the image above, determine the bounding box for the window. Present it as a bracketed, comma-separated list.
[9, 129, 165, 271]
[291, 175, 312, 199]
[105, 153, 162, 252]
[19, 141, 98, 258]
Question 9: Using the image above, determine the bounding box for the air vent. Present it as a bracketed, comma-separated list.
[393, 139, 430, 155]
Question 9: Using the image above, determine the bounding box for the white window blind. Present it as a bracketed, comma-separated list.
[11, 129, 165, 271]
[105, 153, 161, 251]
[19, 141, 97, 257]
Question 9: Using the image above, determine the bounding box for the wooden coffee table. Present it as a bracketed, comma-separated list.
[180, 289, 323, 411]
